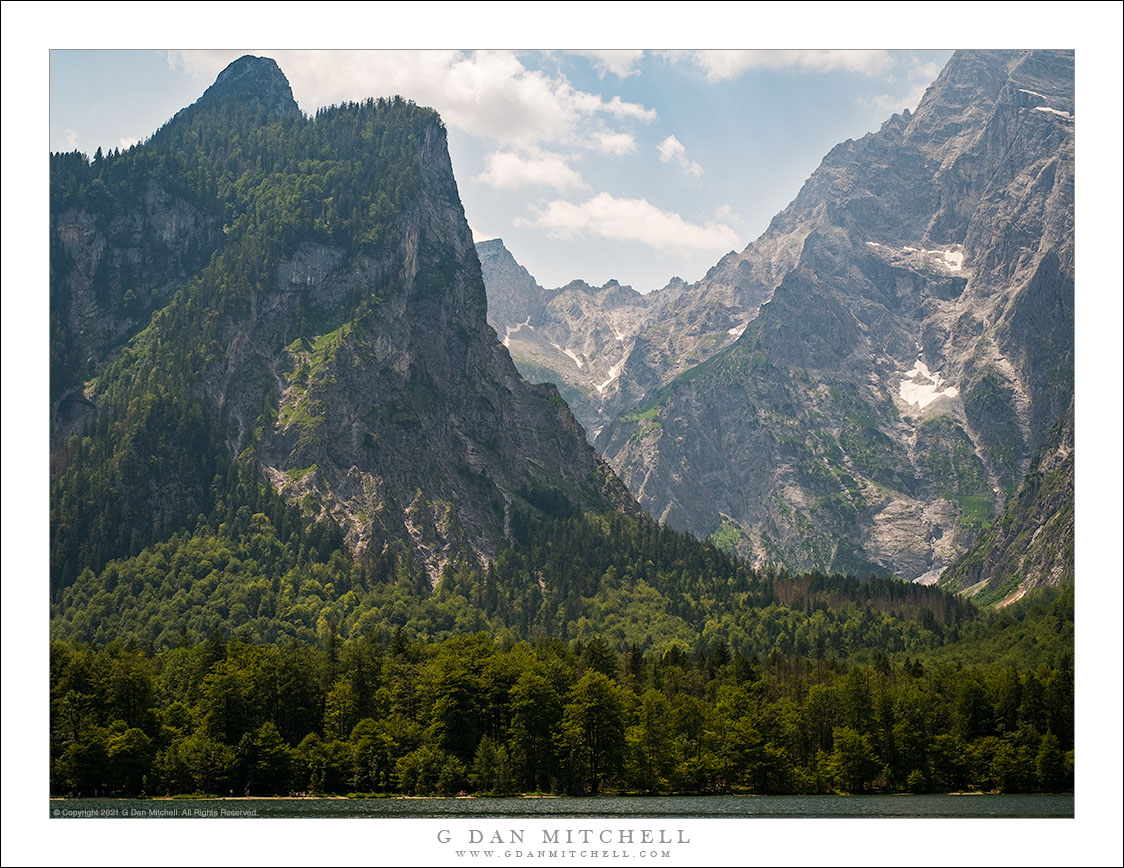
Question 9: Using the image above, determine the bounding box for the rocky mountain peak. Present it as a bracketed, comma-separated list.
[150, 55, 301, 146]
[477, 237, 545, 327]
[475, 237, 509, 258]
[199, 54, 301, 116]
[903, 49, 1073, 163]
[592, 49, 1073, 589]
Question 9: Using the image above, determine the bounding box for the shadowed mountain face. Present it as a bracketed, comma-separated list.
[484, 50, 1074, 595]
[939, 402, 1073, 606]
[50, 55, 633, 594]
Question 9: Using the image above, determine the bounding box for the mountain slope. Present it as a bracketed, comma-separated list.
[939, 402, 1073, 606]
[479, 238, 690, 437]
[49, 55, 632, 596]
[596, 49, 1074, 583]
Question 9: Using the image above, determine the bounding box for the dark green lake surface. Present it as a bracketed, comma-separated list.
[52, 793, 1073, 819]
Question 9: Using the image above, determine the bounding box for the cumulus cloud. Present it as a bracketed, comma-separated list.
[166, 49, 234, 80]
[519, 193, 739, 254]
[167, 49, 655, 149]
[594, 131, 637, 156]
[914, 61, 943, 82]
[657, 135, 702, 177]
[475, 150, 587, 192]
[571, 50, 644, 78]
[119, 137, 139, 150]
[667, 49, 894, 81]
[601, 95, 656, 122]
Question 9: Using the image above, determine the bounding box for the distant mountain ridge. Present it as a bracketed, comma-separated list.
[479, 238, 689, 436]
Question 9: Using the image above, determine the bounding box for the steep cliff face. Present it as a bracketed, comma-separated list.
[49, 172, 222, 440]
[50, 57, 304, 443]
[940, 402, 1073, 605]
[49, 56, 632, 592]
[209, 120, 632, 578]
[595, 50, 1074, 584]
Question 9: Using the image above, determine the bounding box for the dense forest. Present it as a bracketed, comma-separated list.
[49, 583, 1073, 798]
[52, 502, 976, 658]
[50, 498, 1073, 798]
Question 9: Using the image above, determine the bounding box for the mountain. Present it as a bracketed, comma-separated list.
[479, 238, 692, 437]
[49, 55, 633, 601]
[939, 401, 1073, 605]
[569, 50, 1073, 587]
[477, 197, 807, 440]
[43, 54, 1078, 810]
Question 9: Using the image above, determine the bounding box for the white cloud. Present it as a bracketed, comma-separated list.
[866, 82, 931, 118]
[519, 192, 739, 255]
[861, 57, 946, 123]
[667, 49, 894, 81]
[470, 226, 497, 243]
[713, 203, 741, 223]
[475, 150, 587, 192]
[572, 50, 644, 78]
[657, 134, 702, 177]
[601, 95, 657, 122]
[594, 131, 637, 156]
[166, 49, 655, 150]
[166, 50, 233, 80]
[915, 61, 942, 82]
[119, 137, 139, 150]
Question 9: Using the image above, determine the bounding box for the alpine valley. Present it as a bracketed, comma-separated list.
[48, 52, 1074, 802]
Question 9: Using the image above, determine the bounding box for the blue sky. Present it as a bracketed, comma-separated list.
[49, 48, 951, 292]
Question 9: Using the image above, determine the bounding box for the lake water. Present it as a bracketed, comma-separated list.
[51, 793, 1073, 819]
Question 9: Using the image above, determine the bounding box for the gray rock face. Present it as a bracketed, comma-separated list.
[940, 401, 1073, 604]
[477, 238, 544, 328]
[213, 122, 634, 579]
[591, 49, 1073, 583]
[480, 239, 691, 437]
[50, 179, 221, 441]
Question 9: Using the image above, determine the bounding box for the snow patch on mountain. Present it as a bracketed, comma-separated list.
[502, 317, 533, 347]
[1034, 106, 1073, 119]
[899, 357, 959, 409]
[939, 250, 964, 271]
[867, 241, 965, 273]
[550, 342, 584, 369]
[595, 359, 627, 394]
